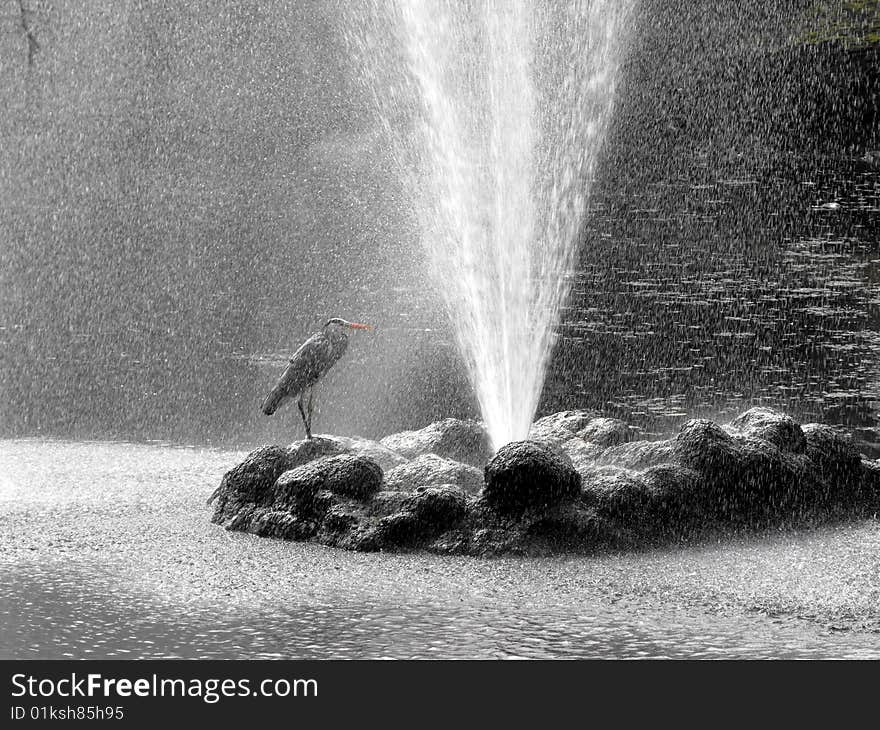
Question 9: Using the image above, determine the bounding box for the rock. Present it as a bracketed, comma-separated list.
[274, 454, 382, 508]
[247, 509, 317, 541]
[523, 506, 606, 550]
[380, 418, 493, 467]
[286, 437, 347, 466]
[640, 463, 704, 527]
[802, 423, 862, 472]
[383, 454, 483, 495]
[210, 408, 880, 556]
[673, 419, 742, 475]
[209, 445, 295, 520]
[483, 441, 582, 514]
[581, 466, 650, 521]
[594, 439, 675, 469]
[403, 485, 468, 526]
[321, 505, 360, 534]
[558, 438, 605, 474]
[728, 407, 806, 453]
[528, 409, 600, 447]
[315, 435, 408, 471]
[357, 485, 469, 550]
[861, 459, 880, 511]
[368, 490, 413, 515]
[287, 435, 406, 472]
[802, 423, 865, 506]
[724, 437, 809, 520]
[373, 512, 421, 547]
[672, 419, 813, 520]
[576, 417, 636, 447]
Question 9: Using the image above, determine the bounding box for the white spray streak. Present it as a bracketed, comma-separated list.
[348, 0, 631, 450]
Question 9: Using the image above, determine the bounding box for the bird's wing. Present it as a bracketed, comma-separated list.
[261, 332, 332, 414]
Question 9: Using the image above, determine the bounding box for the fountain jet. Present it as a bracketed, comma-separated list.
[349, 0, 631, 450]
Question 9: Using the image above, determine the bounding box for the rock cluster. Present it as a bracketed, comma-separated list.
[210, 408, 880, 555]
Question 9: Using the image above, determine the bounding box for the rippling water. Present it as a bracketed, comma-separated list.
[546, 154, 880, 443]
[3, 148, 878, 450]
[2, 440, 880, 659]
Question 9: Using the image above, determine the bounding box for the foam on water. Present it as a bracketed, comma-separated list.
[348, 0, 631, 449]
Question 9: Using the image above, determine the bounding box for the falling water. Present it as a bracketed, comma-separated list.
[349, 1, 631, 449]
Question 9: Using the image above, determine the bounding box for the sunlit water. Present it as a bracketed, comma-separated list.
[2, 439, 880, 659]
[346, 1, 631, 449]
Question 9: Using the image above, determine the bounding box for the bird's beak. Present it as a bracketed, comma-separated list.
[348, 322, 373, 331]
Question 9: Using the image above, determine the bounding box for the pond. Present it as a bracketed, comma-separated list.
[2, 439, 879, 659]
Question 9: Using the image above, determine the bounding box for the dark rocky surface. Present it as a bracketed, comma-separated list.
[211, 407, 880, 555]
[527, 409, 600, 447]
[383, 454, 482, 495]
[379, 418, 493, 468]
[483, 441, 581, 514]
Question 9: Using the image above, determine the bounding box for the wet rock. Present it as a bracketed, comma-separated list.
[380, 418, 493, 467]
[861, 459, 880, 511]
[559, 438, 605, 474]
[528, 409, 600, 447]
[368, 490, 413, 515]
[576, 417, 636, 447]
[315, 435, 407, 471]
[580, 461, 704, 533]
[802, 423, 865, 506]
[248, 509, 318, 541]
[403, 484, 468, 525]
[594, 439, 675, 469]
[373, 512, 422, 547]
[211, 409, 880, 556]
[356, 485, 469, 550]
[721, 437, 809, 520]
[728, 407, 806, 453]
[287, 437, 347, 466]
[209, 445, 294, 520]
[523, 506, 606, 551]
[640, 463, 705, 528]
[673, 419, 742, 475]
[321, 505, 360, 534]
[287, 435, 406, 472]
[274, 454, 383, 508]
[671, 419, 815, 520]
[581, 466, 650, 522]
[483, 441, 581, 514]
[383, 454, 483, 495]
[802, 423, 862, 473]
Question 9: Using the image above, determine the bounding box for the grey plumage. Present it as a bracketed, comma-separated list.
[261, 328, 348, 415]
[260, 317, 371, 440]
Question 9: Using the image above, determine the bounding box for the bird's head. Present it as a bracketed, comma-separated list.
[323, 317, 373, 333]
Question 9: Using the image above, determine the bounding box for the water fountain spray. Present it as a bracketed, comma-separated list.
[351, 0, 631, 450]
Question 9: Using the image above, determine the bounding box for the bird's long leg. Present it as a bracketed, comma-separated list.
[297, 392, 311, 440]
[306, 385, 315, 438]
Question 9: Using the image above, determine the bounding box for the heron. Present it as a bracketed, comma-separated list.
[260, 317, 373, 439]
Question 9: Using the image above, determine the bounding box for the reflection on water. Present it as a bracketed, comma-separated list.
[1, 440, 880, 659]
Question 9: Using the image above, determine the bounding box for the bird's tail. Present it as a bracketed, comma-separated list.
[261, 384, 286, 416]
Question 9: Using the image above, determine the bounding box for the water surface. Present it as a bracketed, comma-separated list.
[2, 439, 879, 659]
